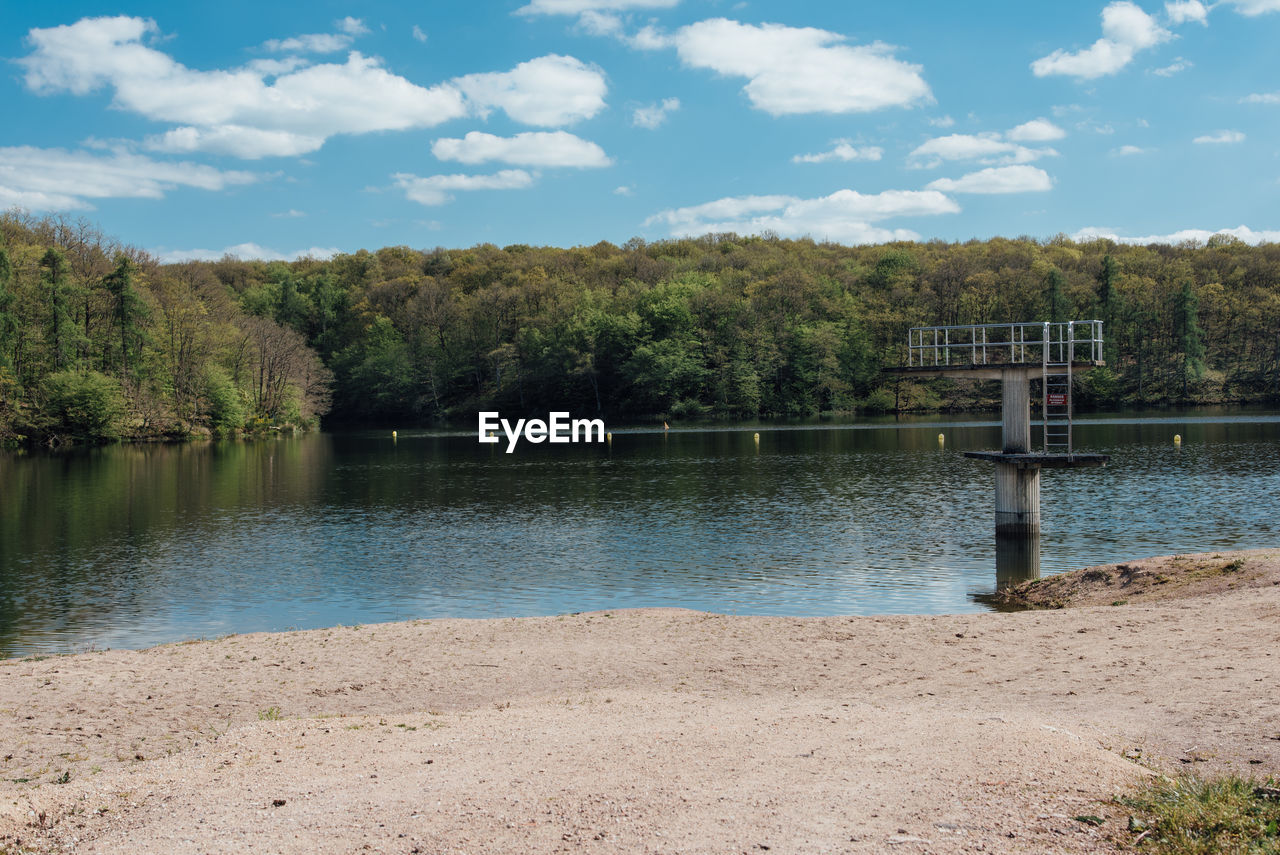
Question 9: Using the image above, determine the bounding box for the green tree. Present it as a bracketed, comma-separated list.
[101, 254, 147, 378]
[1045, 267, 1067, 324]
[0, 236, 16, 369]
[202, 365, 246, 431]
[1173, 277, 1205, 396]
[41, 248, 81, 371]
[41, 369, 126, 441]
[1096, 254, 1120, 364]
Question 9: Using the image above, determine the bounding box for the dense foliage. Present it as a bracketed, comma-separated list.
[2, 210, 1279, 442]
[0, 214, 331, 444]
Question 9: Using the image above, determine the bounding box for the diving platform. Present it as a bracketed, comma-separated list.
[892, 321, 1110, 574]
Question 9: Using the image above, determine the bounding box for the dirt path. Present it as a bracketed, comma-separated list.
[2, 550, 1278, 853]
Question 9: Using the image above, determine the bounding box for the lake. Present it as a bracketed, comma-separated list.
[2, 409, 1278, 656]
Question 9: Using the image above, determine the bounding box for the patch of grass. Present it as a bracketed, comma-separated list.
[1119, 774, 1280, 853]
[257, 706, 283, 721]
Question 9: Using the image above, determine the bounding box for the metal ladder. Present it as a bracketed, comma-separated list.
[1042, 321, 1073, 454]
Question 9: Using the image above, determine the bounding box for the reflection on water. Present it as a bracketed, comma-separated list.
[995, 532, 1041, 589]
[2, 408, 1279, 655]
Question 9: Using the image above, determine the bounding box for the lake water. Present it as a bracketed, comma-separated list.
[2, 409, 1278, 656]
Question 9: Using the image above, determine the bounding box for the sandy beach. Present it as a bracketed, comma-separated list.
[2, 549, 1278, 854]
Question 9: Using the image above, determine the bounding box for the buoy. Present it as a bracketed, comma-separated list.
[663, 421, 669, 431]
[938, 433, 945, 447]
[606, 431, 613, 444]
[392, 430, 397, 439]
[1174, 434, 1182, 445]
[753, 432, 760, 442]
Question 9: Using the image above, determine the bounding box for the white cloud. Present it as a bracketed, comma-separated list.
[431, 131, 611, 167]
[19, 17, 607, 159]
[792, 141, 884, 164]
[1104, 0, 1171, 46]
[650, 194, 796, 227]
[263, 17, 369, 53]
[629, 25, 671, 50]
[577, 11, 624, 36]
[1219, 0, 1280, 14]
[929, 115, 956, 128]
[272, 209, 307, 218]
[263, 33, 351, 53]
[1112, 144, 1147, 155]
[632, 97, 680, 128]
[614, 185, 633, 196]
[337, 17, 369, 36]
[146, 126, 327, 158]
[908, 133, 1057, 168]
[154, 243, 341, 263]
[515, 0, 679, 15]
[1007, 118, 1066, 142]
[0, 145, 257, 211]
[672, 19, 931, 115]
[645, 188, 959, 243]
[412, 25, 428, 43]
[245, 57, 309, 76]
[1165, 1, 1209, 23]
[1031, 1, 1171, 79]
[1073, 225, 1280, 244]
[1193, 130, 1245, 143]
[19, 17, 469, 159]
[393, 170, 536, 206]
[454, 55, 607, 126]
[1152, 57, 1192, 76]
[1242, 91, 1280, 104]
[925, 165, 1053, 194]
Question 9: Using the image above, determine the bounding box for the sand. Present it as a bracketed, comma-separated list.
[2, 549, 1278, 854]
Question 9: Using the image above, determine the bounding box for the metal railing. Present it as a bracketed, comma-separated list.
[907, 320, 1104, 368]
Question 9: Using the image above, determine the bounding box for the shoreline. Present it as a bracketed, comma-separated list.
[3, 550, 1278, 853]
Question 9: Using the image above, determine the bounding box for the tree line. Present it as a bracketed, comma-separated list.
[2, 210, 1278, 443]
[0, 213, 330, 443]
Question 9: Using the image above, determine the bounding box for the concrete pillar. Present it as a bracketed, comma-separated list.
[1001, 370, 1031, 453]
[995, 367, 1040, 536]
[995, 462, 1040, 535]
[996, 530, 1041, 588]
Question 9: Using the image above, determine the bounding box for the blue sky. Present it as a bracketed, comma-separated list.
[2, 0, 1277, 260]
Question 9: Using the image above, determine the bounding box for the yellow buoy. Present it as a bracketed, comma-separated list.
[938, 433, 945, 447]
[1174, 434, 1182, 445]
[391, 430, 397, 439]
[606, 431, 613, 443]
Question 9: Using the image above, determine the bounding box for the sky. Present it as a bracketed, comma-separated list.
[1, 0, 1278, 261]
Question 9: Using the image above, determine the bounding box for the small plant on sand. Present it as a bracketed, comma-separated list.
[257, 706, 283, 721]
[1119, 774, 1280, 853]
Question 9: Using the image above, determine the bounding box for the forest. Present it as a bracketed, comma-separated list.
[1, 210, 1279, 444]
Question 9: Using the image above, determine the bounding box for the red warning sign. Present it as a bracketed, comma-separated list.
[1046, 393, 1067, 405]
